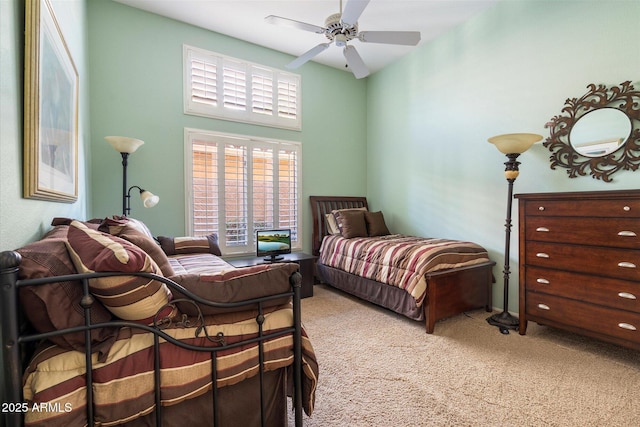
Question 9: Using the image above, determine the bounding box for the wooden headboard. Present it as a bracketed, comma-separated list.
[309, 196, 368, 256]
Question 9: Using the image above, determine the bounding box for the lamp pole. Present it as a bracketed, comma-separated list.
[120, 152, 129, 216]
[487, 153, 521, 333]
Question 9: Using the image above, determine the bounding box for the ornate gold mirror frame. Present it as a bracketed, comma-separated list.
[544, 81, 640, 182]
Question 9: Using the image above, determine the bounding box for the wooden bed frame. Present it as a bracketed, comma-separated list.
[310, 196, 496, 334]
[0, 250, 306, 427]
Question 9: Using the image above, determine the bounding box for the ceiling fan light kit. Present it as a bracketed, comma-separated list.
[265, 0, 420, 79]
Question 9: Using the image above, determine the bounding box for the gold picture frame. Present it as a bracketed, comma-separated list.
[24, 0, 78, 202]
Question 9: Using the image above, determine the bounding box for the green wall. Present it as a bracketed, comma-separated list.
[87, 0, 368, 253]
[2, 0, 639, 319]
[1, 0, 91, 251]
[366, 0, 640, 311]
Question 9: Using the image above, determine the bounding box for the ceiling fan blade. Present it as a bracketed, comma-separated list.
[265, 15, 325, 34]
[343, 45, 369, 79]
[359, 31, 421, 46]
[341, 0, 371, 27]
[286, 43, 331, 69]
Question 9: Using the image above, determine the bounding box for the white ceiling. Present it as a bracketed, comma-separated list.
[114, 0, 498, 76]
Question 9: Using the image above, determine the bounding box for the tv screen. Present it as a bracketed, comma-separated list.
[256, 229, 292, 262]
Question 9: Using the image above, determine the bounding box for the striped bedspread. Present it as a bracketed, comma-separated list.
[22, 304, 318, 427]
[320, 234, 490, 306]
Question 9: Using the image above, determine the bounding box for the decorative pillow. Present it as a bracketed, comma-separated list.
[365, 211, 391, 237]
[326, 207, 367, 235]
[65, 221, 174, 325]
[334, 210, 368, 239]
[157, 234, 222, 256]
[170, 263, 299, 315]
[110, 215, 155, 240]
[99, 218, 175, 277]
[325, 214, 341, 235]
[16, 225, 118, 360]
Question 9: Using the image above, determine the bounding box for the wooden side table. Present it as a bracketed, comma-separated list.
[224, 252, 316, 298]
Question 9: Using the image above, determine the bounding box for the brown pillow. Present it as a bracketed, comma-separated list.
[16, 225, 118, 360]
[365, 211, 391, 237]
[99, 218, 175, 277]
[171, 263, 299, 315]
[326, 208, 367, 235]
[65, 221, 175, 325]
[157, 234, 222, 256]
[334, 210, 368, 239]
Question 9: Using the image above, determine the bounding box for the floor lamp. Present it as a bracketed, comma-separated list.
[105, 136, 159, 216]
[486, 133, 543, 334]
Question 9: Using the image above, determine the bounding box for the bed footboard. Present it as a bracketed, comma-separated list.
[424, 261, 495, 334]
[0, 250, 307, 427]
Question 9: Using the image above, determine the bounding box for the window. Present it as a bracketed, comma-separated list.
[185, 128, 302, 255]
[184, 45, 301, 131]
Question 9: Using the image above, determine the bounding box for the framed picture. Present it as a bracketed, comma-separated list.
[24, 0, 78, 202]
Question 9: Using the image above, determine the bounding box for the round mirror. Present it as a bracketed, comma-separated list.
[569, 108, 632, 157]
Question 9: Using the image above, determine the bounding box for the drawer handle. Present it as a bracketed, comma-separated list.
[618, 262, 637, 269]
[537, 303, 550, 310]
[618, 230, 637, 237]
[536, 253, 550, 258]
[536, 227, 550, 232]
[623, 206, 631, 212]
[538, 206, 545, 211]
[618, 323, 637, 331]
[537, 278, 550, 284]
[618, 292, 637, 300]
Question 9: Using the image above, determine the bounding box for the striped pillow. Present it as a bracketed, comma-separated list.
[157, 234, 222, 256]
[65, 220, 174, 324]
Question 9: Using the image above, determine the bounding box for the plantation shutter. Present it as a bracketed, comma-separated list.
[277, 76, 298, 120]
[187, 129, 301, 254]
[222, 60, 247, 112]
[224, 144, 248, 246]
[190, 57, 217, 107]
[191, 142, 219, 236]
[252, 67, 274, 116]
[184, 45, 301, 130]
[252, 147, 275, 231]
[278, 148, 299, 242]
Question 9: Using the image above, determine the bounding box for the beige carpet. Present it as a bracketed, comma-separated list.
[291, 284, 640, 426]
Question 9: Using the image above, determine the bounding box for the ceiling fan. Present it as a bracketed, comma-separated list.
[265, 0, 421, 79]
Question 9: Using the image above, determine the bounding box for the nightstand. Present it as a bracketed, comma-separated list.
[224, 252, 316, 298]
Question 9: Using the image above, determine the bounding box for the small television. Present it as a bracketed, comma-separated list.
[256, 229, 292, 262]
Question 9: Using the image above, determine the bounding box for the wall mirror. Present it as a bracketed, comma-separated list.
[544, 81, 640, 182]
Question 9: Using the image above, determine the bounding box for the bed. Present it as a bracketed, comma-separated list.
[310, 196, 496, 334]
[0, 219, 318, 427]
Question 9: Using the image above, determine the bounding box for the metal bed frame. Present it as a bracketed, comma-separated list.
[0, 250, 304, 427]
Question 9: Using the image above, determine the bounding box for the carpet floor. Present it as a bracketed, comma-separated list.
[291, 284, 640, 426]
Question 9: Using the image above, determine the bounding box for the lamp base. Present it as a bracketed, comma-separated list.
[487, 311, 519, 335]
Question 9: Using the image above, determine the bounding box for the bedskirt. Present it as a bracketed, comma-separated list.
[317, 262, 424, 321]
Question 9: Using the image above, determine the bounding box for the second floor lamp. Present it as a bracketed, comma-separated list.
[105, 136, 159, 216]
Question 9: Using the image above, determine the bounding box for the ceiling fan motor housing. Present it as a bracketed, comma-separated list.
[324, 13, 358, 46]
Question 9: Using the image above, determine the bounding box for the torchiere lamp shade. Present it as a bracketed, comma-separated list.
[488, 133, 543, 154]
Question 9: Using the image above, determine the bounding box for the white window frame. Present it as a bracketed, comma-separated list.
[184, 128, 302, 256]
[183, 45, 302, 131]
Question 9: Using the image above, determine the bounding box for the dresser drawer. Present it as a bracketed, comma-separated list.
[525, 292, 640, 343]
[525, 242, 640, 281]
[523, 199, 640, 218]
[525, 266, 640, 313]
[525, 217, 640, 248]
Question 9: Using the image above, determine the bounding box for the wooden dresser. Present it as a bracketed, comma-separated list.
[515, 190, 640, 350]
